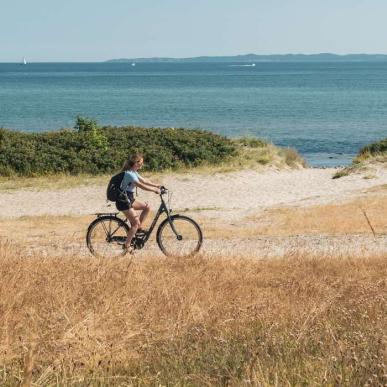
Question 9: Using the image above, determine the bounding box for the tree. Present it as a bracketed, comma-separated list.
[74, 116, 108, 150]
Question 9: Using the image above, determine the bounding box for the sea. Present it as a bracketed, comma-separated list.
[1, 61, 387, 167]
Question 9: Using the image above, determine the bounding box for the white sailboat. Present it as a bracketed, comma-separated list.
[21, 57, 27, 65]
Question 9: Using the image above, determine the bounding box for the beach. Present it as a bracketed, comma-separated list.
[1, 166, 386, 258]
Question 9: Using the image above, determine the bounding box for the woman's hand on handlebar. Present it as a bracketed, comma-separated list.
[153, 186, 167, 195]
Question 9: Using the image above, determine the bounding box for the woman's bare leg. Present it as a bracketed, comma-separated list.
[132, 200, 151, 228]
[122, 208, 140, 248]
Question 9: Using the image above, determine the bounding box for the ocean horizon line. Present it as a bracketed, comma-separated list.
[2, 52, 387, 64]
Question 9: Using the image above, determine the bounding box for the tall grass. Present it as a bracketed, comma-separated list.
[0, 243, 385, 386]
[333, 137, 387, 178]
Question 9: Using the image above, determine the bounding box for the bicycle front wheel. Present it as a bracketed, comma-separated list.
[156, 215, 203, 257]
[86, 216, 129, 258]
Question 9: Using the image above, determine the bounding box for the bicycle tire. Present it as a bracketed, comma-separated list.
[86, 216, 129, 258]
[156, 215, 203, 257]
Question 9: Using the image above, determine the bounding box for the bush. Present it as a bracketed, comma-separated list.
[0, 121, 237, 176]
[74, 116, 98, 133]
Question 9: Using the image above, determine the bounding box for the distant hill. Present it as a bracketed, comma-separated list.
[106, 53, 387, 63]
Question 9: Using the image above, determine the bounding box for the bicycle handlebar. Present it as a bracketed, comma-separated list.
[160, 186, 168, 195]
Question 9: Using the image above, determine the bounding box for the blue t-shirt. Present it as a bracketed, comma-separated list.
[120, 170, 141, 193]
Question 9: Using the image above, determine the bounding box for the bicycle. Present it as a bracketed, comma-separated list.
[86, 187, 203, 258]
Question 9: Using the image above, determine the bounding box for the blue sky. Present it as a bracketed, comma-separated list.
[1, 0, 386, 62]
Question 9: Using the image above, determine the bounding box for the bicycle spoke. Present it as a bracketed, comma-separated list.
[157, 215, 202, 257]
[110, 224, 122, 238]
[100, 218, 110, 237]
[87, 217, 129, 258]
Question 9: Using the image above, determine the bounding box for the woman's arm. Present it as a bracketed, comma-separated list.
[138, 176, 161, 188]
[136, 181, 160, 194]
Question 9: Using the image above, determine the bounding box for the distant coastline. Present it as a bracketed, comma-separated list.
[106, 53, 387, 63]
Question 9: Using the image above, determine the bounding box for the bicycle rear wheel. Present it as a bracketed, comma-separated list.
[86, 216, 129, 258]
[156, 215, 203, 257]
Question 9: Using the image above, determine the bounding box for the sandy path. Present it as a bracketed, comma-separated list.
[1, 168, 386, 220]
[1, 167, 386, 258]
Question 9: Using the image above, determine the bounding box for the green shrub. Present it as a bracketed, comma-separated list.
[0, 120, 237, 176]
[74, 116, 98, 133]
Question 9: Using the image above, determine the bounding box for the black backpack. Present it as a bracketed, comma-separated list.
[106, 171, 125, 202]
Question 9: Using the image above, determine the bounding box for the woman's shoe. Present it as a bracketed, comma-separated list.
[136, 228, 148, 235]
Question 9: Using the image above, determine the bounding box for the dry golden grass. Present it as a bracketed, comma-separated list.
[0, 184, 385, 384]
[0, 174, 110, 192]
[250, 190, 387, 237]
[206, 142, 306, 172]
[333, 156, 387, 179]
[196, 189, 387, 240]
[0, 216, 90, 262]
[0, 243, 385, 386]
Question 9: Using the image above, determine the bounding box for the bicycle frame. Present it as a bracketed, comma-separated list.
[139, 192, 181, 244]
[96, 191, 180, 246]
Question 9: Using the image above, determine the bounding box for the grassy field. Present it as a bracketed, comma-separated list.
[0, 190, 386, 385]
[0, 163, 385, 385]
[0, 246, 385, 386]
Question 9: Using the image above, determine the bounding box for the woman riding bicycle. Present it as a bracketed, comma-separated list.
[116, 153, 161, 249]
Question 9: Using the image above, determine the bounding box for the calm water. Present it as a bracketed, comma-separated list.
[1, 61, 387, 166]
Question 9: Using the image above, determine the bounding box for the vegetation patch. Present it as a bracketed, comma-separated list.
[216, 137, 306, 172]
[333, 137, 387, 179]
[0, 118, 305, 178]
